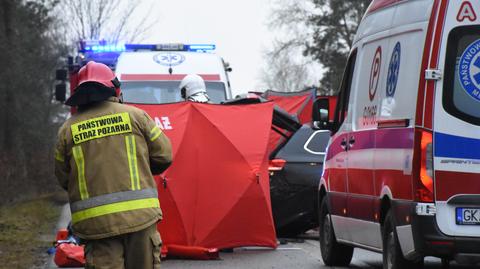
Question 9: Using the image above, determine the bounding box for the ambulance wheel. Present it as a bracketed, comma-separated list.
[383, 211, 423, 269]
[319, 198, 353, 266]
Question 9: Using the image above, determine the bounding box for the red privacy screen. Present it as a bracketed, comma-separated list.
[132, 102, 277, 254]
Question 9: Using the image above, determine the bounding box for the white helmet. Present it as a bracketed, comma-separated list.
[179, 74, 210, 103]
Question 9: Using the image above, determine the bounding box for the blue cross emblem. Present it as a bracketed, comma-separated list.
[386, 42, 401, 98]
[153, 53, 186, 66]
[459, 39, 480, 102]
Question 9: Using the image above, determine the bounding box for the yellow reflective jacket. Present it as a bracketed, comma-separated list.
[54, 97, 172, 240]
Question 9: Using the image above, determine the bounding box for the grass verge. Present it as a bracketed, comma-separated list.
[0, 192, 67, 269]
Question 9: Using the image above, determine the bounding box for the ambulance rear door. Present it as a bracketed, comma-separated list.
[433, 0, 480, 237]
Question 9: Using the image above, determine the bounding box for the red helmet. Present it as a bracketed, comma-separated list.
[65, 61, 121, 106]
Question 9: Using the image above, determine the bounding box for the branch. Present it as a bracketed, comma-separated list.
[340, 12, 353, 50]
[124, 1, 158, 43]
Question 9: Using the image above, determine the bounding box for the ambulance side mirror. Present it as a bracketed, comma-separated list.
[223, 61, 233, 72]
[55, 83, 67, 102]
[312, 98, 331, 130]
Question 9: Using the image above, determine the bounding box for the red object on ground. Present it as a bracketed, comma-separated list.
[166, 245, 219, 260]
[55, 229, 69, 241]
[261, 89, 316, 154]
[54, 243, 85, 267]
[132, 102, 278, 258]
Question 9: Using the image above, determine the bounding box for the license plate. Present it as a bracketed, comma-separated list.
[456, 208, 480, 225]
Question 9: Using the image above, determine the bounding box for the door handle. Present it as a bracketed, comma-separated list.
[340, 138, 348, 150]
[349, 136, 355, 147]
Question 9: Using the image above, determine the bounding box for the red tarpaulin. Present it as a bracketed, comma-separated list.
[132, 102, 277, 257]
[261, 89, 316, 154]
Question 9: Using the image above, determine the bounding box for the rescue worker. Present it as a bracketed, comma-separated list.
[54, 61, 172, 269]
[179, 74, 211, 103]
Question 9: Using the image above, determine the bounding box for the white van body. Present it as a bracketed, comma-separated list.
[115, 48, 233, 104]
[319, 0, 480, 267]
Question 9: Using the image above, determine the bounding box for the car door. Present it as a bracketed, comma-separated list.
[435, 21, 480, 237]
[327, 50, 357, 241]
[346, 38, 389, 249]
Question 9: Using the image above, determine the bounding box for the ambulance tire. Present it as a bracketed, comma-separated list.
[319, 198, 353, 266]
[382, 211, 423, 269]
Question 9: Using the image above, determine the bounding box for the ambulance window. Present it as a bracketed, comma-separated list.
[205, 82, 227, 103]
[121, 81, 227, 104]
[444, 26, 480, 125]
[333, 49, 357, 133]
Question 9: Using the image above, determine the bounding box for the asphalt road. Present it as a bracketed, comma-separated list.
[160, 242, 474, 269]
[46, 205, 476, 269]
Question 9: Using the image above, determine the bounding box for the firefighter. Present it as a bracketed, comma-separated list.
[179, 74, 211, 103]
[54, 61, 172, 269]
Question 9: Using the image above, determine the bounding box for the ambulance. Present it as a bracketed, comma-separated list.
[57, 41, 233, 105]
[315, 0, 480, 267]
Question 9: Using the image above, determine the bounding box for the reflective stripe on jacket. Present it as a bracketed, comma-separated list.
[54, 97, 172, 240]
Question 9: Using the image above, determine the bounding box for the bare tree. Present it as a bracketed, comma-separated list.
[263, 0, 370, 94]
[261, 1, 321, 93]
[60, 0, 158, 44]
[261, 40, 313, 92]
[0, 0, 14, 154]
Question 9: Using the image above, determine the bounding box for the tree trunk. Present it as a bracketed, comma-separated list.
[1, 0, 14, 154]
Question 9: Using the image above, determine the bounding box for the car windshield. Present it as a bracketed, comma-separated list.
[121, 81, 227, 104]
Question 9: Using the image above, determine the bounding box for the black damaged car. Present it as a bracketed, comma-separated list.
[224, 95, 332, 237]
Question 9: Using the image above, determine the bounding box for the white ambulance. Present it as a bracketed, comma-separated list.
[76, 42, 233, 104]
[316, 0, 480, 268]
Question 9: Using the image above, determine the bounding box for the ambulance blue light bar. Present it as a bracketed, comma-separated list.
[80, 41, 215, 53]
[186, 44, 216, 52]
[125, 43, 216, 52]
[124, 44, 159, 51]
[80, 40, 125, 52]
[84, 45, 126, 52]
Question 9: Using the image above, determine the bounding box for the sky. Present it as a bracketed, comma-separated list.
[136, 0, 273, 96]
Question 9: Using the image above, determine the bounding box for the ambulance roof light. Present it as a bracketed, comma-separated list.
[80, 40, 215, 53]
[80, 40, 125, 53]
[124, 44, 158, 51]
[125, 43, 216, 52]
[186, 44, 216, 52]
